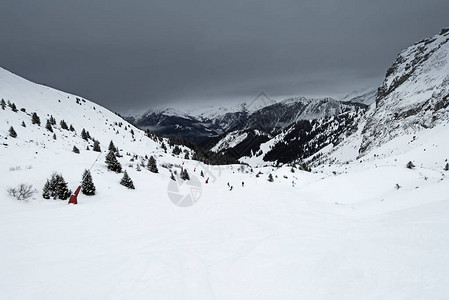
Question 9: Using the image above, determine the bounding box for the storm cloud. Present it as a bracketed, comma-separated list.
[1, 0, 448, 113]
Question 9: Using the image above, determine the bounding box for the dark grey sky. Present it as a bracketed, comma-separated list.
[1, 0, 448, 114]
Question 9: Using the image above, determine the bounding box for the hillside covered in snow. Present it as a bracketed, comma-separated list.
[1, 28, 449, 299]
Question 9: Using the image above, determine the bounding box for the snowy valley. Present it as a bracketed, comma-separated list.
[1, 28, 449, 299]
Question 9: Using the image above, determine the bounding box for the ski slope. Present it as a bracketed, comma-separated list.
[1, 66, 449, 299]
[1, 146, 449, 299]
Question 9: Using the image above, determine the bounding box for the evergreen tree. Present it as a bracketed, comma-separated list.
[32, 112, 41, 125]
[136, 164, 141, 171]
[81, 128, 88, 140]
[10, 103, 18, 112]
[0, 99, 5, 110]
[53, 133, 57, 140]
[69, 124, 75, 131]
[268, 173, 274, 182]
[445, 163, 449, 171]
[45, 173, 70, 200]
[49, 115, 56, 125]
[21, 121, 26, 127]
[60, 120, 68, 130]
[9, 126, 17, 138]
[45, 119, 53, 132]
[105, 150, 122, 173]
[184, 152, 190, 159]
[200, 170, 204, 177]
[170, 172, 176, 181]
[406, 161, 415, 169]
[130, 129, 134, 135]
[55, 174, 70, 200]
[161, 142, 167, 153]
[81, 169, 96, 195]
[42, 180, 51, 199]
[93, 140, 101, 152]
[73, 146, 80, 154]
[180, 168, 190, 180]
[108, 140, 116, 152]
[172, 145, 182, 155]
[147, 155, 159, 173]
[120, 171, 135, 189]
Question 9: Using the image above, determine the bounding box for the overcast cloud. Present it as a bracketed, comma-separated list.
[1, 0, 448, 114]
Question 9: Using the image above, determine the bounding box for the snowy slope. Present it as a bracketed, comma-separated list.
[0, 67, 167, 157]
[340, 88, 377, 106]
[2, 26, 449, 299]
[1, 134, 449, 299]
[361, 28, 449, 153]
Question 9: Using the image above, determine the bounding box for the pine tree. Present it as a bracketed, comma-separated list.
[268, 173, 274, 182]
[46, 173, 70, 200]
[49, 173, 58, 199]
[49, 115, 56, 125]
[200, 170, 204, 177]
[180, 168, 190, 180]
[55, 174, 70, 200]
[21, 121, 26, 127]
[81, 169, 96, 195]
[42, 180, 51, 199]
[69, 124, 75, 132]
[93, 140, 101, 152]
[0, 99, 5, 110]
[105, 150, 122, 173]
[45, 119, 53, 132]
[172, 145, 182, 155]
[53, 133, 57, 140]
[60, 120, 68, 130]
[170, 172, 176, 181]
[9, 126, 17, 138]
[120, 171, 135, 189]
[184, 152, 190, 159]
[108, 140, 117, 152]
[406, 161, 415, 169]
[161, 142, 167, 153]
[147, 155, 159, 173]
[10, 103, 18, 112]
[32, 112, 41, 125]
[445, 163, 449, 171]
[73, 146, 80, 154]
[81, 128, 88, 140]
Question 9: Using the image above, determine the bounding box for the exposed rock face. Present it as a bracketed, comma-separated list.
[360, 28, 449, 154]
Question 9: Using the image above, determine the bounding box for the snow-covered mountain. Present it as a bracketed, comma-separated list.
[0, 66, 237, 202]
[129, 96, 365, 144]
[2, 29, 449, 299]
[205, 28, 449, 166]
[340, 88, 377, 106]
[360, 28, 449, 154]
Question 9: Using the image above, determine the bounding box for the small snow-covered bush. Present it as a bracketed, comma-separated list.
[7, 184, 37, 200]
